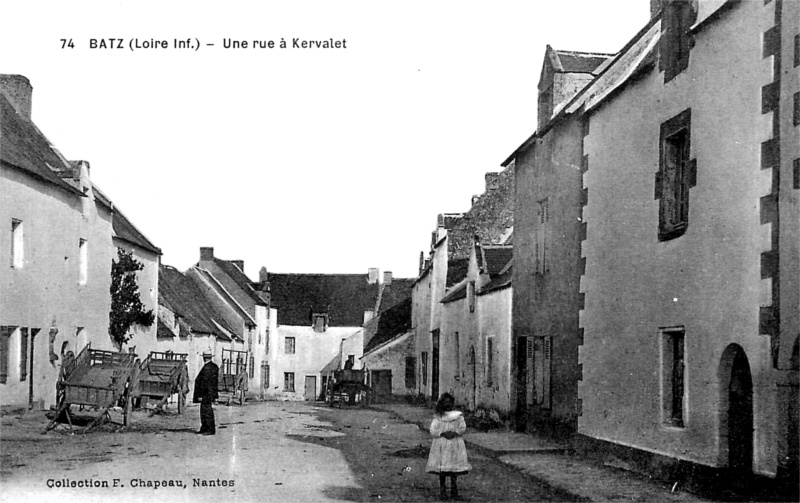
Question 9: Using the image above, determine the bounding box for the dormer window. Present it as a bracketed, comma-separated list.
[660, 0, 697, 83]
[313, 313, 328, 332]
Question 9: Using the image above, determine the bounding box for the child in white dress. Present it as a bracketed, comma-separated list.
[426, 393, 471, 500]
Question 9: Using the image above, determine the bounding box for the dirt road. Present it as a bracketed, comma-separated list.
[1, 401, 578, 502]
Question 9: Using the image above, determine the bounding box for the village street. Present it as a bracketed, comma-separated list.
[1, 401, 576, 503]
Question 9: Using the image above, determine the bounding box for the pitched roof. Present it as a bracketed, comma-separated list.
[362, 298, 413, 354]
[0, 92, 83, 196]
[267, 273, 381, 327]
[158, 264, 236, 340]
[111, 204, 161, 255]
[191, 267, 255, 330]
[440, 282, 468, 304]
[156, 318, 175, 339]
[212, 258, 267, 306]
[376, 278, 415, 314]
[481, 246, 513, 276]
[478, 265, 513, 296]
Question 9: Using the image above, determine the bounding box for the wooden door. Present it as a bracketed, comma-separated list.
[304, 376, 317, 401]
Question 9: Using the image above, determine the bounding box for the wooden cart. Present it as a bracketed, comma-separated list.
[325, 369, 370, 407]
[219, 348, 248, 405]
[42, 345, 139, 434]
[134, 351, 189, 416]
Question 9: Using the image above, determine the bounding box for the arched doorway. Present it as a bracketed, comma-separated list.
[467, 346, 476, 411]
[719, 344, 753, 473]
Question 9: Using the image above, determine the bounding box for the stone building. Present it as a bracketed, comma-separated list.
[264, 269, 381, 401]
[0, 75, 160, 410]
[507, 0, 798, 493]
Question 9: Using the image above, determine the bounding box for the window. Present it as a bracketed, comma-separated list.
[19, 328, 28, 381]
[486, 337, 494, 386]
[536, 198, 549, 274]
[421, 352, 428, 386]
[78, 239, 88, 285]
[405, 356, 417, 389]
[345, 354, 355, 369]
[662, 328, 685, 427]
[533, 336, 552, 409]
[284, 337, 295, 354]
[660, 0, 696, 83]
[0, 326, 14, 384]
[313, 314, 328, 332]
[10, 219, 23, 268]
[468, 282, 476, 313]
[249, 356, 255, 379]
[284, 372, 295, 392]
[656, 109, 695, 241]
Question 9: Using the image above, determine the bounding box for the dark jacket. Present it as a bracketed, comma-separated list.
[193, 361, 219, 403]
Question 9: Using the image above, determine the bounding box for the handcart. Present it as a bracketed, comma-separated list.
[325, 369, 370, 407]
[134, 351, 189, 416]
[219, 348, 248, 405]
[42, 344, 139, 434]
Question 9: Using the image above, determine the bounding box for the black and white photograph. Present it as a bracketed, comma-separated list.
[1, 1, 798, 502]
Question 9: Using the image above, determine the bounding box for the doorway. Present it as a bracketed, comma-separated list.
[514, 336, 529, 432]
[467, 346, 476, 410]
[304, 375, 317, 401]
[719, 344, 753, 474]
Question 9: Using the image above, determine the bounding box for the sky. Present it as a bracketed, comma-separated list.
[1, 0, 649, 280]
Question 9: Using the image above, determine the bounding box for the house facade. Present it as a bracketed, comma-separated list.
[413, 166, 514, 403]
[196, 247, 270, 398]
[440, 243, 513, 415]
[572, 0, 798, 487]
[0, 75, 160, 411]
[157, 263, 239, 400]
[264, 270, 381, 401]
[507, 48, 611, 435]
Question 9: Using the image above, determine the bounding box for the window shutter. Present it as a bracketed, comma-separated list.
[0, 326, 14, 384]
[543, 336, 552, 409]
[20, 328, 28, 381]
[526, 338, 534, 405]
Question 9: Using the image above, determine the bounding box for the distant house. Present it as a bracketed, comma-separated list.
[413, 166, 514, 403]
[440, 243, 513, 415]
[265, 269, 381, 401]
[157, 264, 238, 398]
[361, 297, 414, 400]
[194, 247, 270, 399]
[0, 74, 160, 411]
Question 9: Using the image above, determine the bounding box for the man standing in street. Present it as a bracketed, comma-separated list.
[193, 352, 219, 435]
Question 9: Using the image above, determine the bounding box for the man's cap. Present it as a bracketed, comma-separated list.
[202, 352, 212, 358]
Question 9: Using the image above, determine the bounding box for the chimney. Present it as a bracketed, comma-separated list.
[383, 271, 393, 285]
[368, 268, 379, 284]
[231, 260, 244, 271]
[0, 74, 33, 120]
[485, 172, 501, 192]
[419, 252, 425, 274]
[200, 247, 214, 261]
[259, 266, 268, 283]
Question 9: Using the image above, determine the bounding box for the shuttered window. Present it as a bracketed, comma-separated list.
[405, 357, 416, 389]
[536, 198, 549, 274]
[656, 110, 695, 241]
